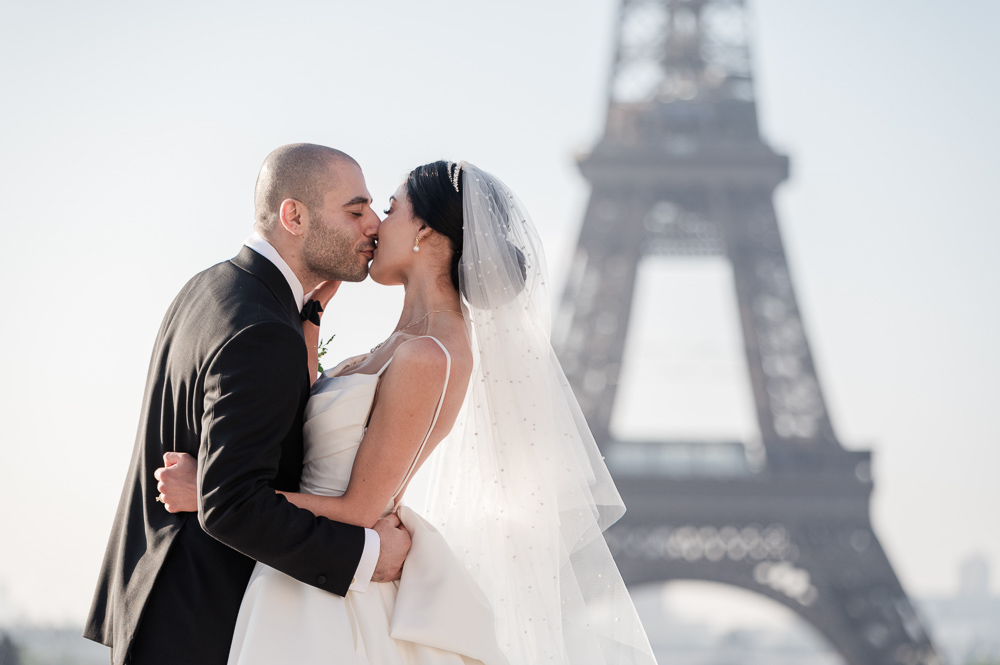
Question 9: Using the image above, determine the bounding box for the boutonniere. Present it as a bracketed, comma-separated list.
[317, 334, 335, 373]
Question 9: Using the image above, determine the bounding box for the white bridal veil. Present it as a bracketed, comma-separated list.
[421, 163, 657, 664]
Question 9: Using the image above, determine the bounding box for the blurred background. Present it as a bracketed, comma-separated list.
[0, 0, 997, 663]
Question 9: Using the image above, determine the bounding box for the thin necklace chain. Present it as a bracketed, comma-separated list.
[370, 309, 463, 353]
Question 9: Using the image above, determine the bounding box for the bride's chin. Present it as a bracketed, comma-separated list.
[367, 262, 391, 286]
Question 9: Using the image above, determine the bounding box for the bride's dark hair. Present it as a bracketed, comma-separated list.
[405, 161, 464, 292]
[406, 160, 527, 303]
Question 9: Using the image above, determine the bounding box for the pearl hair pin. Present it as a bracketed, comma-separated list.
[448, 161, 462, 193]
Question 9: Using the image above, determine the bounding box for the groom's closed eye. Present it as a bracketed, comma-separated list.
[343, 196, 371, 216]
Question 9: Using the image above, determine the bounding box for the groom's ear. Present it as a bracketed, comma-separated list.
[278, 198, 307, 238]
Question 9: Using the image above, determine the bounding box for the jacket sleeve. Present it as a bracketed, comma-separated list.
[196, 320, 365, 596]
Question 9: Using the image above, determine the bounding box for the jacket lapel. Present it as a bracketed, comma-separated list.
[230, 245, 300, 323]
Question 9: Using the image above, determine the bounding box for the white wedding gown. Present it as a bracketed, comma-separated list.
[227, 338, 508, 665]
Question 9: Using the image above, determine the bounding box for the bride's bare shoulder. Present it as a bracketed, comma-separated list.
[397, 330, 472, 382]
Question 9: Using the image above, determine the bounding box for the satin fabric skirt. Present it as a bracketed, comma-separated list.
[227, 507, 505, 665]
[227, 564, 478, 665]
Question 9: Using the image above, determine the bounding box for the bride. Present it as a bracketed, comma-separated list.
[159, 160, 657, 665]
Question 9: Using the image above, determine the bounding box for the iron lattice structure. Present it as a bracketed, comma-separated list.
[555, 1, 941, 663]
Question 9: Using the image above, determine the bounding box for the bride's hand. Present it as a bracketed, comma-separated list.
[304, 280, 342, 311]
[154, 452, 198, 513]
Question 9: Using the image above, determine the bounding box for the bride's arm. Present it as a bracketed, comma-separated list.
[302, 281, 341, 385]
[303, 318, 322, 386]
[280, 338, 452, 528]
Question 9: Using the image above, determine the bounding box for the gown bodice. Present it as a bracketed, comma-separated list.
[299, 342, 449, 516]
[300, 365, 381, 499]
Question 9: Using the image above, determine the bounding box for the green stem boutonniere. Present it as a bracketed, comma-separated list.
[317, 334, 335, 373]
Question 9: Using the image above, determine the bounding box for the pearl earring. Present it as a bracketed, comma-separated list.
[413, 236, 421, 253]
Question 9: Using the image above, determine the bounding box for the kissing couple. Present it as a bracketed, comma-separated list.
[84, 144, 657, 665]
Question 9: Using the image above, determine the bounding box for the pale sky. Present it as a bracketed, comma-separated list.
[0, 0, 997, 628]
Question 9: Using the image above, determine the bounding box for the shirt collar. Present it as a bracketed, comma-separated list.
[243, 232, 305, 313]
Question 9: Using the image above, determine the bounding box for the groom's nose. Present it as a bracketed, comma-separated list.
[361, 207, 380, 236]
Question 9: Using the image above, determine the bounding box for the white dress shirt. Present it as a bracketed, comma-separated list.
[244, 232, 380, 592]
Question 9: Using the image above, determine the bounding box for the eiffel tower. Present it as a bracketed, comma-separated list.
[555, 1, 940, 663]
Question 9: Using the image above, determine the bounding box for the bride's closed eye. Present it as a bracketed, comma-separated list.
[383, 208, 391, 215]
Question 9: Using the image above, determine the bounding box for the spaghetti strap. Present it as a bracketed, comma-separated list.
[374, 355, 394, 377]
[387, 336, 451, 501]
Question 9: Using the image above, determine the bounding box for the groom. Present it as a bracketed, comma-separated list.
[84, 144, 411, 665]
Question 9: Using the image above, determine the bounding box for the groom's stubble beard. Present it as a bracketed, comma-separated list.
[302, 213, 371, 282]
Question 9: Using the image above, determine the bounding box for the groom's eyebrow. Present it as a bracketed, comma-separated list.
[343, 196, 370, 207]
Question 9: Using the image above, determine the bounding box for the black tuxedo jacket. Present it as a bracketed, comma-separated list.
[84, 247, 365, 665]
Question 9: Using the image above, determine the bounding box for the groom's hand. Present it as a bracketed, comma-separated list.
[371, 512, 411, 583]
[154, 452, 198, 513]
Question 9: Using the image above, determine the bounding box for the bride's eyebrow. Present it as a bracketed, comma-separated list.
[342, 196, 370, 207]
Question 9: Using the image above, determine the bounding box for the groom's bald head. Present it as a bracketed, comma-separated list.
[254, 143, 358, 231]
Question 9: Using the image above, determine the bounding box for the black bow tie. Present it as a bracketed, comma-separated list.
[301, 299, 324, 326]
